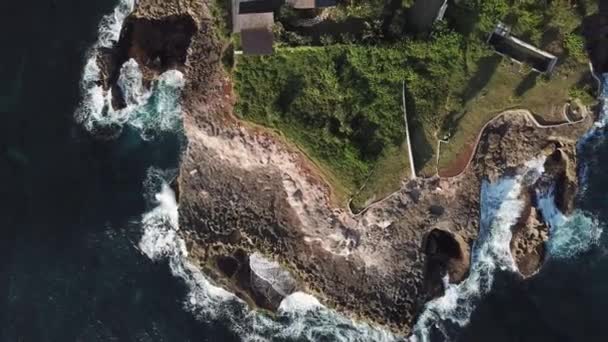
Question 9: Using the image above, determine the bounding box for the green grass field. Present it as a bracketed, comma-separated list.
[435, 0, 596, 173]
[234, 36, 466, 210]
[229, 0, 597, 208]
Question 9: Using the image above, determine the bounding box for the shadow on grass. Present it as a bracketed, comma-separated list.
[276, 75, 304, 113]
[514, 72, 539, 97]
[445, 3, 479, 38]
[462, 55, 503, 102]
[285, 17, 368, 45]
[381, 0, 406, 39]
[440, 55, 502, 137]
[404, 87, 434, 174]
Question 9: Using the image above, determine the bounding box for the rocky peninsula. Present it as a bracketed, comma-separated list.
[95, 0, 597, 335]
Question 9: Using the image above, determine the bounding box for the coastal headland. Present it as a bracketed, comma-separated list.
[91, 0, 601, 335]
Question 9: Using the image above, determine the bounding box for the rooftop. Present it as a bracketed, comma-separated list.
[241, 28, 274, 55]
[236, 12, 274, 55]
[488, 23, 558, 74]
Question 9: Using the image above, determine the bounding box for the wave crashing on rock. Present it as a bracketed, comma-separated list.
[410, 158, 546, 342]
[138, 167, 400, 342]
[75, 0, 185, 140]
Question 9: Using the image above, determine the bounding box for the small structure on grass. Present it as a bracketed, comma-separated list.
[233, 0, 337, 55]
[235, 12, 275, 55]
[487, 22, 558, 74]
[234, 0, 282, 55]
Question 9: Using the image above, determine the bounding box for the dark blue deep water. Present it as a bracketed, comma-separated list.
[455, 118, 608, 342]
[0, 1, 237, 341]
[2, 1, 608, 342]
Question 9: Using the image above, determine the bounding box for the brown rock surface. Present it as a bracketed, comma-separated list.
[96, 0, 595, 335]
[422, 228, 471, 298]
[511, 205, 548, 277]
[474, 112, 591, 277]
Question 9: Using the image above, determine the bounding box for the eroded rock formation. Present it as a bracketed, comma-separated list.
[475, 112, 590, 277]
[95, 0, 594, 335]
[511, 205, 548, 277]
[423, 228, 471, 298]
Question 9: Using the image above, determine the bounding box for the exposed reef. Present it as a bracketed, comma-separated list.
[94, 0, 596, 335]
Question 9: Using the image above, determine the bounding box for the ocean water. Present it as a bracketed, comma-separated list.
[2, 0, 608, 341]
[0, 0, 235, 340]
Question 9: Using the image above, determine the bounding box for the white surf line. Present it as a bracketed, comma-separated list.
[349, 108, 588, 218]
[409, 157, 546, 342]
[589, 61, 602, 96]
[536, 185, 602, 259]
[139, 171, 401, 342]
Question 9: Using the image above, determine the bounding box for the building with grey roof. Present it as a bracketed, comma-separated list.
[487, 22, 558, 74]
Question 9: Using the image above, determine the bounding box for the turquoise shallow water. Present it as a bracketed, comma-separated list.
[449, 81, 608, 342]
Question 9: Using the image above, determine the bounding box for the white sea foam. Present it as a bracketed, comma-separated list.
[536, 187, 602, 259]
[75, 0, 185, 139]
[553, 74, 607, 257]
[138, 168, 401, 342]
[79, 0, 134, 89]
[410, 158, 546, 342]
[127, 69, 185, 138]
[577, 74, 608, 194]
[76, 58, 185, 138]
[411, 75, 608, 341]
[117, 59, 148, 107]
[97, 0, 136, 49]
[278, 292, 323, 314]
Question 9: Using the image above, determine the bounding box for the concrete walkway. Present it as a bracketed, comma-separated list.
[402, 81, 417, 179]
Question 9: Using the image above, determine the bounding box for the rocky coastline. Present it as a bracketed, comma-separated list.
[95, 0, 596, 335]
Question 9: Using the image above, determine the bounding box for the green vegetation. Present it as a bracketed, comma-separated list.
[435, 0, 596, 174]
[565, 33, 587, 63]
[209, 0, 232, 40]
[229, 0, 597, 207]
[235, 33, 464, 207]
[328, 0, 387, 22]
[236, 46, 403, 197]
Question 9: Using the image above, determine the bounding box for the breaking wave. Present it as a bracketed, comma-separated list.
[97, 0, 135, 49]
[534, 73, 607, 260]
[77, 57, 185, 139]
[536, 187, 602, 259]
[410, 158, 546, 342]
[75, 0, 184, 139]
[138, 168, 401, 342]
[411, 75, 608, 341]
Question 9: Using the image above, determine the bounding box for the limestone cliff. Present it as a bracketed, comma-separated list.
[95, 0, 595, 335]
